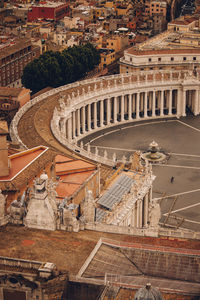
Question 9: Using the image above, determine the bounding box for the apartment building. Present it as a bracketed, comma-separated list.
[0, 38, 40, 87]
[119, 16, 200, 73]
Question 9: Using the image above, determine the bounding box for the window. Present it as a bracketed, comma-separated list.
[130, 57, 132, 62]
[148, 58, 151, 62]
[171, 57, 174, 61]
[193, 57, 196, 61]
[158, 57, 161, 61]
[183, 57, 186, 61]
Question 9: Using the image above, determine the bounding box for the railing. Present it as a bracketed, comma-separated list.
[0, 256, 42, 271]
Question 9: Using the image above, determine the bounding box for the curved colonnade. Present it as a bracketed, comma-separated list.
[11, 70, 200, 167]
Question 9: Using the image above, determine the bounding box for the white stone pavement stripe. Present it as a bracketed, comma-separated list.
[163, 201, 200, 215]
[155, 188, 200, 201]
[154, 164, 200, 169]
[183, 218, 200, 225]
[177, 120, 200, 133]
[162, 218, 200, 225]
[171, 152, 200, 157]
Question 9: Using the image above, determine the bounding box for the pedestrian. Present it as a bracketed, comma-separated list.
[171, 176, 174, 183]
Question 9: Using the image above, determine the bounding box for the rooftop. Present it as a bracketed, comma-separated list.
[0, 146, 47, 182]
[30, 1, 67, 8]
[0, 146, 55, 191]
[0, 225, 199, 275]
[124, 16, 200, 54]
[0, 38, 31, 60]
[0, 87, 28, 98]
[78, 238, 200, 295]
[55, 154, 97, 200]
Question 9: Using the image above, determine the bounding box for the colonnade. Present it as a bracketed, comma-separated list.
[104, 183, 152, 229]
[59, 87, 199, 142]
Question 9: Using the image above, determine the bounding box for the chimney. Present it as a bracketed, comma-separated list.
[0, 121, 9, 177]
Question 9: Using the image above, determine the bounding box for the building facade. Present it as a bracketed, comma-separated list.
[27, 2, 69, 22]
[119, 16, 200, 73]
[0, 38, 40, 87]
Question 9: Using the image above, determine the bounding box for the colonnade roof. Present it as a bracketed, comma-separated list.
[126, 48, 200, 56]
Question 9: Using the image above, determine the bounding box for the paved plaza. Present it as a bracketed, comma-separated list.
[82, 116, 200, 232]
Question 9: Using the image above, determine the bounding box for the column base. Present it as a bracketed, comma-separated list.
[0, 216, 9, 226]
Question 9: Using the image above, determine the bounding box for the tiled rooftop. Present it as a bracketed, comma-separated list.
[0, 146, 48, 181]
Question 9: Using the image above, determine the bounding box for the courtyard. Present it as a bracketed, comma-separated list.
[82, 116, 200, 232]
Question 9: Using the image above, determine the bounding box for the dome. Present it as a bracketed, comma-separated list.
[134, 283, 164, 300]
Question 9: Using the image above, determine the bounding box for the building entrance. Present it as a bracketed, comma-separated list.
[186, 90, 195, 115]
[3, 289, 26, 300]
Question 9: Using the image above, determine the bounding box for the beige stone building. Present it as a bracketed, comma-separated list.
[119, 16, 200, 73]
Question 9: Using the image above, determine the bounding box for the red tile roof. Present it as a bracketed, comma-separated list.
[0, 146, 48, 181]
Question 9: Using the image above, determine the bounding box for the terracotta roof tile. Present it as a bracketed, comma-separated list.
[0, 87, 26, 98]
[0, 146, 47, 181]
[56, 171, 95, 198]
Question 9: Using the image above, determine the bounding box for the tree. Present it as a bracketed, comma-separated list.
[22, 43, 101, 94]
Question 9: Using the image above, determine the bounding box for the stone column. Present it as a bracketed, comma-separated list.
[136, 200, 140, 228]
[144, 92, 148, 118]
[72, 110, 76, 138]
[0, 288, 3, 300]
[136, 92, 140, 119]
[61, 118, 66, 137]
[152, 91, 156, 117]
[128, 94, 132, 120]
[82, 106, 85, 133]
[139, 199, 143, 227]
[194, 88, 199, 116]
[160, 90, 164, 116]
[77, 109, 80, 136]
[168, 89, 172, 115]
[176, 88, 182, 117]
[100, 99, 104, 127]
[144, 194, 149, 227]
[114, 96, 117, 123]
[107, 98, 111, 125]
[67, 116, 72, 141]
[87, 104, 91, 131]
[182, 89, 186, 116]
[121, 94, 125, 121]
[131, 203, 135, 226]
[94, 102, 97, 129]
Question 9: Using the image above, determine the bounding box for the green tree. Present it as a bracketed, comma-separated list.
[22, 43, 101, 94]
